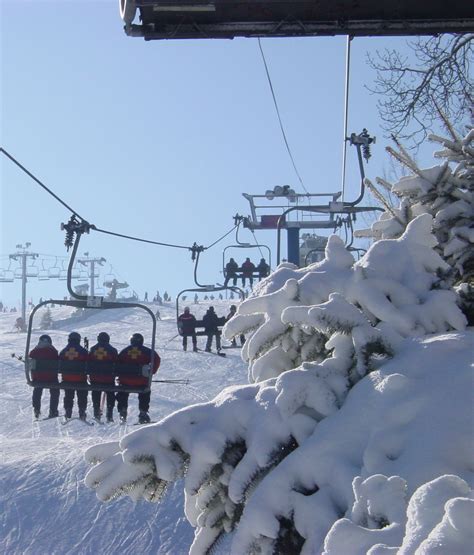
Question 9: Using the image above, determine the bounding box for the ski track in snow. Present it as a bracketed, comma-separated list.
[0, 302, 246, 554]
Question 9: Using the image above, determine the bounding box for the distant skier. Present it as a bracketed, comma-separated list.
[178, 307, 198, 352]
[226, 305, 246, 347]
[88, 332, 118, 422]
[59, 332, 88, 420]
[256, 258, 270, 281]
[29, 334, 60, 419]
[224, 258, 239, 287]
[117, 333, 160, 424]
[202, 306, 223, 353]
[241, 258, 256, 288]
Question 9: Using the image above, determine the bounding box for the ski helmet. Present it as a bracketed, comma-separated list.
[68, 331, 81, 344]
[97, 332, 110, 344]
[130, 333, 144, 346]
[39, 334, 52, 344]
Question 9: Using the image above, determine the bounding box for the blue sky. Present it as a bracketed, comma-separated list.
[1, 1, 434, 306]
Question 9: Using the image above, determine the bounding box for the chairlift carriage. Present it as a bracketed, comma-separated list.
[24, 218, 158, 395]
[176, 243, 244, 338]
[0, 261, 15, 283]
[222, 215, 272, 286]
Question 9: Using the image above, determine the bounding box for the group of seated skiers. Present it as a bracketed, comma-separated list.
[224, 257, 270, 288]
[28, 331, 160, 424]
[177, 304, 245, 353]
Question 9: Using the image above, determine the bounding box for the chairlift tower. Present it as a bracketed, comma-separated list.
[9, 243, 39, 327]
[77, 253, 106, 297]
[242, 129, 382, 266]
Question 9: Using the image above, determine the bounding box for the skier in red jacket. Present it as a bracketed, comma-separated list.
[29, 334, 60, 419]
[116, 333, 160, 424]
[89, 332, 118, 422]
[59, 331, 88, 420]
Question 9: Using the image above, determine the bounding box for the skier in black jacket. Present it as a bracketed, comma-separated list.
[202, 306, 222, 352]
[178, 307, 198, 352]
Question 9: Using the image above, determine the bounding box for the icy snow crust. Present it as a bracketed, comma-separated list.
[0, 301, 247, 554]
[84, 215, 472, 554]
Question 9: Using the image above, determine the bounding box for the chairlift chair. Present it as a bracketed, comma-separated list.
[38, 260, 49, 281]
[24, 222, 157, 394]
[59, 261, 68, 281]
[48, 258, 61, 279]
[222, 220, 272, 285]
[26, 261, 38, 278]
[175, 246, 244, 338]
[0, 263, 14, 283]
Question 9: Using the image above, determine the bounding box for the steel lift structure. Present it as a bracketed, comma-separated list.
[119, 0, 473, 40]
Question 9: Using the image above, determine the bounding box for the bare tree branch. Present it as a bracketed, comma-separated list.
[367, 34, 473, 148]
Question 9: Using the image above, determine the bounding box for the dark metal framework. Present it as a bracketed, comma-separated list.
[119, 0, 474, 40]
[175, 246, 244, 336]
[222, 218, 272, 281]
[24, 220, 157, 394]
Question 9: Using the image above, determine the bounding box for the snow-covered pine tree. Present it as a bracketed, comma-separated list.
[85, 214, 466, 554]
[357, 123, 474, 322]
[39, 307, 53, 330]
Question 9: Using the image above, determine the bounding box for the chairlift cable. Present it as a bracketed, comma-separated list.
[0, 147, 87, 221]
[1, 147, 240, 254]
[341, 36, 353, 203]
[257, 39, 309, 197]
[93, 226, 190, 250]
[204, 223, 240, 250]
[249, 228, 265, 259]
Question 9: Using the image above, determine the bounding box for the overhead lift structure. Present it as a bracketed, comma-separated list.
[119, 0, 473, 40]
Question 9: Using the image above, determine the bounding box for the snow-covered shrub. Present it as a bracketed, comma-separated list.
[85, 331, 473, 554]
[225, 214, 465, 383]
[323, 474, 474, 555]
[357, 125, 473, 322]
[84, 213, 470, 554]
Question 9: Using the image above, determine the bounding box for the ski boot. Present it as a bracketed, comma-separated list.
[193, 345, 198, 352]
[34, 409, 40, 419]
[119, 410, 127, 424]
[48, 410, 59, 418]
[138, 412, 151, 424]
[106, 408, 114, 423]
[93, 408, 102, 422]
[79, 411, 87, 422]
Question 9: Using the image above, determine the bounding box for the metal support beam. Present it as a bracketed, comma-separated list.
[287, 227, 300, 266]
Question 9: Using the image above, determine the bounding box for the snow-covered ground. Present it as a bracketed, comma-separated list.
[1, 301, 246, 554]
[2, 299, 473, 554]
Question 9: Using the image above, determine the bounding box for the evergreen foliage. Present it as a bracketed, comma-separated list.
[39, 307, 53, 330]
[357, 123, 473, 322]
[85, 210, 467, 554]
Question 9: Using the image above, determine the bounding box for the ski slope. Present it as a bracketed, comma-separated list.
[1, 301, 247, 554]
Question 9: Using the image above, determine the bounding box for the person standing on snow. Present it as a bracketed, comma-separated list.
[29, 334, 60, 419]
[117, 333, 160, 424]
[178, 307, 198, 352]
[88, 332, 118, 422]
[225, 305, 246, 347]
[203, 306, 222, 352]
[59, 331, 88, 420]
